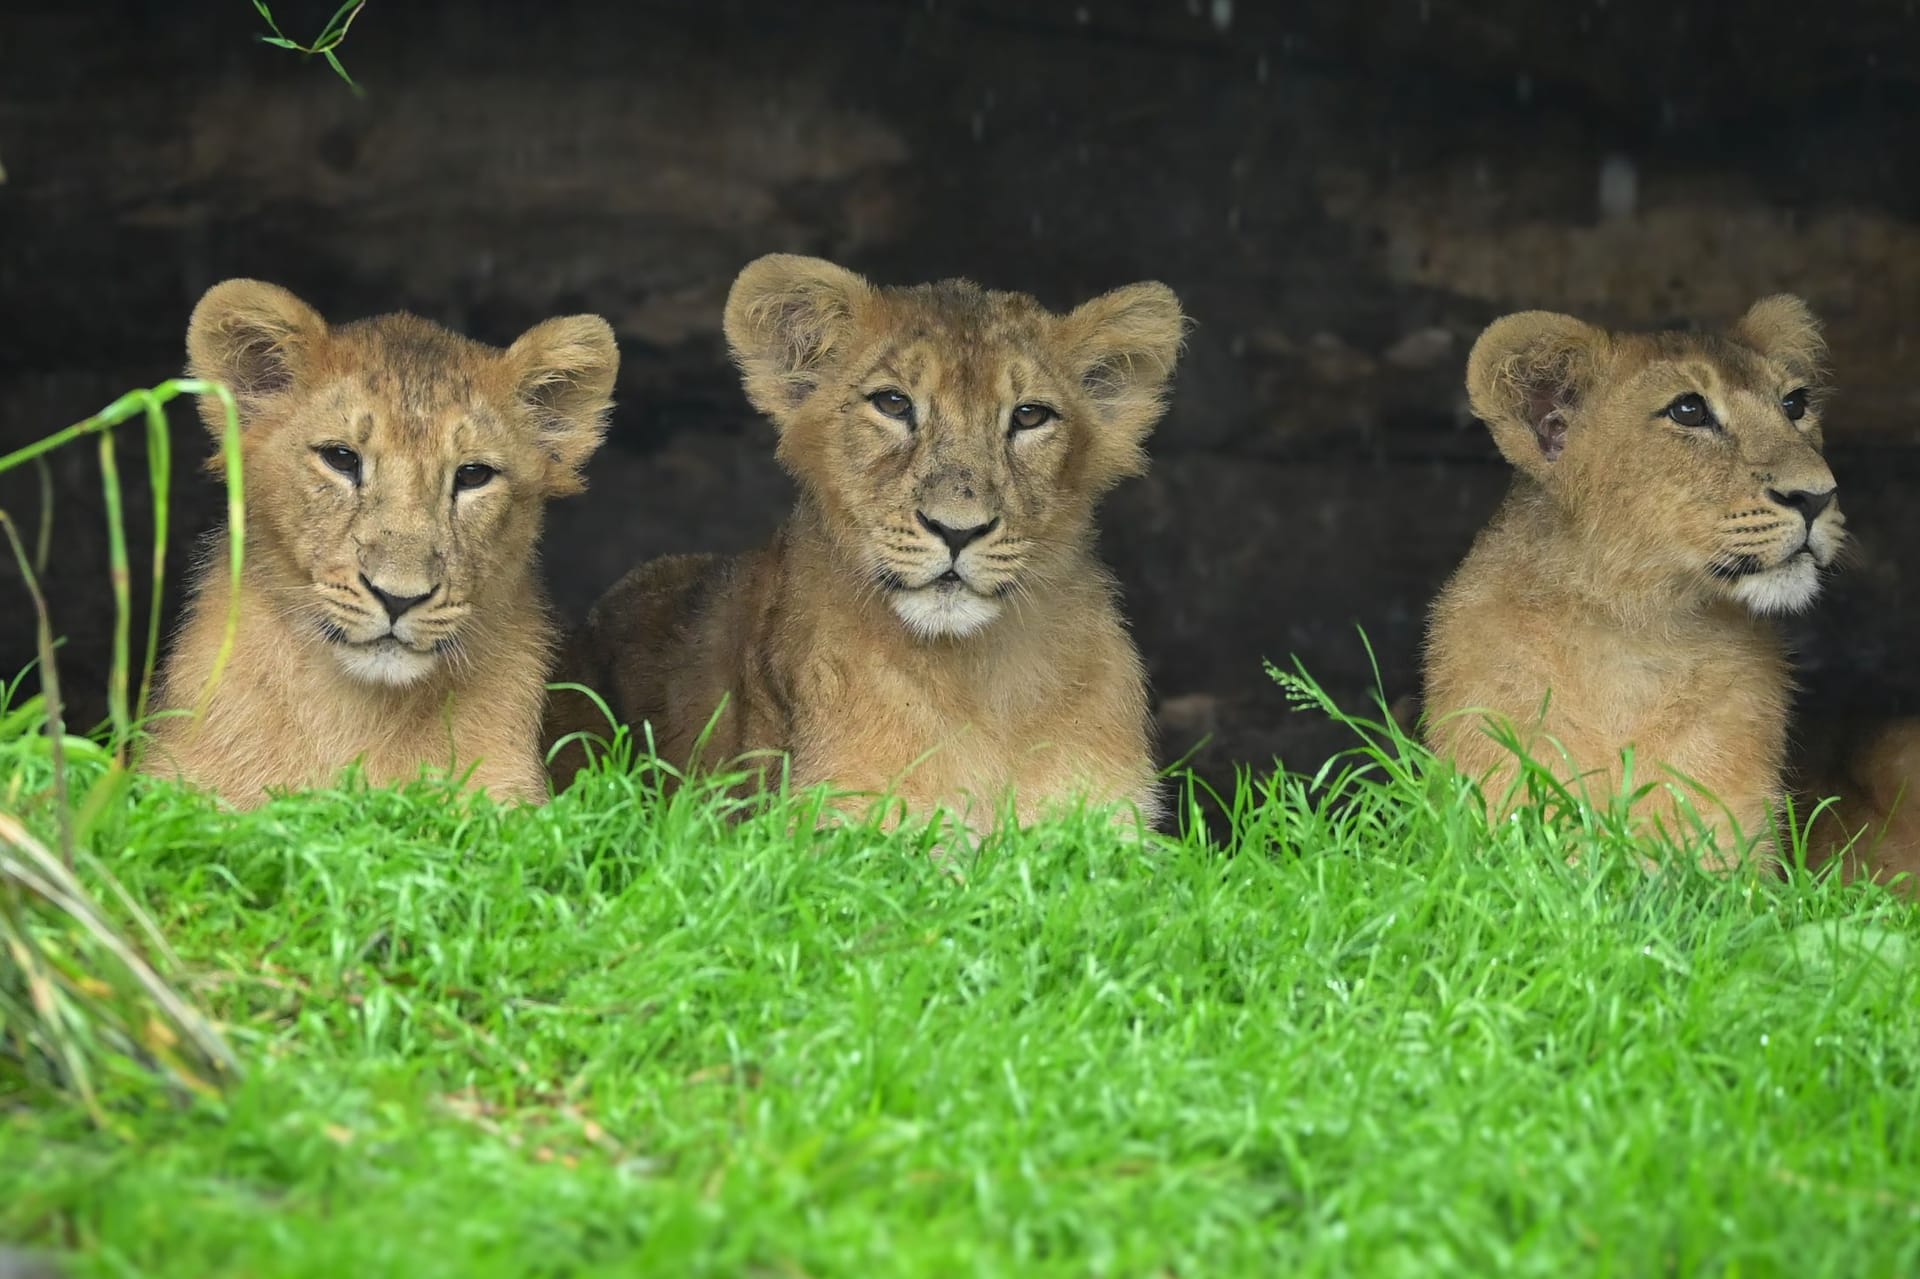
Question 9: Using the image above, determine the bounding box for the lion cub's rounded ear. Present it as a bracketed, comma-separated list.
[1730, 294, 1827, 382]
[1465, 311, 1608, 478]
[185, 279, 328, 438]
[507, 314, 619, 497]
[722, 254, 872, 426]
[1060, 281, 1186, 479]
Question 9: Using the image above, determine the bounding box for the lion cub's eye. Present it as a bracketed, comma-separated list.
[1664, 393, 1717, 430]
[453, 463, 498, 493]
[1010, 403, 1057, 432]
[868, 389, 915, 424]
[1782, 388, 1810, 421]
[317, 445, 362, 482]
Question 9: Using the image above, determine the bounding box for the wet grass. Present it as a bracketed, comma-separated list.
[2, 690, 1916, 1277]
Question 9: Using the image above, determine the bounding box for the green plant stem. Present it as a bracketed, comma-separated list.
[0, 515, 71, 869]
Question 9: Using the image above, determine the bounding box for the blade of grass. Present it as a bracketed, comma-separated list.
[32, 456, 51, 577]
[0, 809, 238, 1109]
[97, 431, 131, 763]
[0, 513, 71, 869]
[177, 380, 246, 721]
[134, 396, 173, 740]
[0, 379, 242, 855]
[251, 0, 367, 94]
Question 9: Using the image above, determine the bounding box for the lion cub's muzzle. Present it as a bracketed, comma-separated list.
[878, 504, 1019, 641]
[1713, 479, 1845, 615]
[315, 568, 468, 686]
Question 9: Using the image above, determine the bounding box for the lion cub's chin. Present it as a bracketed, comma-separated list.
[1727, 552, 1823, 617]
[890, 584, 1004, 640]
[333, 639, 441, 687]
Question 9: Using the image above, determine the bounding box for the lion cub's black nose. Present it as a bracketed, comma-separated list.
[917, 511, 999, 555]
[1767, 486, 1836, 525]
[362, 575, 434, 620]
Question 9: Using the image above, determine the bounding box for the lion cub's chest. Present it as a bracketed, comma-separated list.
[785, 636, 1137, 822]
[1551, 617, 1786, 792]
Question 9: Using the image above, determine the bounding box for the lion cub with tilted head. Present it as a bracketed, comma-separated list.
[147, 280, 617, 807]
[1424, 297, 1844, 869]
[547, 254, 1183, 830]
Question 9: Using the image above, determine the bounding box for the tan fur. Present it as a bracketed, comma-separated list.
[146, 280, 616, 807]
[1800, 718, 1920, 893]
[547, 254, 1183, 831]
[1423, 297, 1845, 869]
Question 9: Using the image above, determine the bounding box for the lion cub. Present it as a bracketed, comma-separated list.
[1423, 297, 1845, 868]
[547, 254, 1184, 830]
[147, 280, 617, 806]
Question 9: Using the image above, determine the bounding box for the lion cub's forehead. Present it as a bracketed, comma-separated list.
[313, 316, 520, 449]
[1616, 332, 1797, 396]
[861, 281, 1062, 393]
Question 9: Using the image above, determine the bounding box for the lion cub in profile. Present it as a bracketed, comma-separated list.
[147, 280, 617, 807]
[547, 254, 1183, 830]
[1424, 297, 1845, 868]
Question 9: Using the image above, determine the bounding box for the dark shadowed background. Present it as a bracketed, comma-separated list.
[3, 0, 1917, 803]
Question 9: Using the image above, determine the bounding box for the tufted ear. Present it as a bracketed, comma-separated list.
[1730, 293, 1827, 382]
[1059, 281, 1186, 479]
[507, 314, 619, 497]
[185, 279, 328, 439]
[1465, 310, 1609, 479]
[723, 254, 872, 427]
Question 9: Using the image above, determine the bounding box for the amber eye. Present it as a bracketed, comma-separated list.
[1010, 403, 1057, 432]
[317, 445, 362, 482]
[454, 463, 497, 493]
[1664, 393, 1716, 429]
[868, 389, 914, 424]
[1782, 388, 1810, 422]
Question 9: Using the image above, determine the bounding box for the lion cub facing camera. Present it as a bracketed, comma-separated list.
[147, 280, 617, 807]
[1423, 297, 1844, 869]
[547, 254, 1184, 830]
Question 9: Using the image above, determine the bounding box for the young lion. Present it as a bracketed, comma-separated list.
[546, 254, 1183, 830]
[1423, 297, 1845, 868]
[146, 279, 617, 807]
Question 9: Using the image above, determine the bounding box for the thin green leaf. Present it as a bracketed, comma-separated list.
[96, 432, 132, 764]
[135, 396, 173, 753]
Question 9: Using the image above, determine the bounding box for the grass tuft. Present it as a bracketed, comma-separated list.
[1, 382, 244, 1125]
[0, 660, 1915, 1275]
[251, 1, 367, 95]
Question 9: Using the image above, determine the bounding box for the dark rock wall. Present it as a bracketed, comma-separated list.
[3, 0, 1917, 794]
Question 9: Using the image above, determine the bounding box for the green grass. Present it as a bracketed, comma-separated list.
[3, 681, 1917, 1278]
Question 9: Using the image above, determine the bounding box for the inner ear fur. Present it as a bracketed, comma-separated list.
[1730, 293, 1827, 383]
[723, 254, 872, 424]
[1059, 281, 1187, 480]
[1465, 310, 1608, 474]
[185, 279, 329, 437]
[507, 314, 619, 497]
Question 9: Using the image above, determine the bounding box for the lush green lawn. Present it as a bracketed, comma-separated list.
[4, 690, 1918, 1277]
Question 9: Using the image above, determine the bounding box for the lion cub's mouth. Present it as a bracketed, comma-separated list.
[316, 621, 444, 686]
[884, 570, 1007, 640]
[1718, 546, 1827, 617]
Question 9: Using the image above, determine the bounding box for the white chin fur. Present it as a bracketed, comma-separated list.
[891, 587, 1004, 639]
[1728, 555, 1822, 615]
[334, 642, 439, 686]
